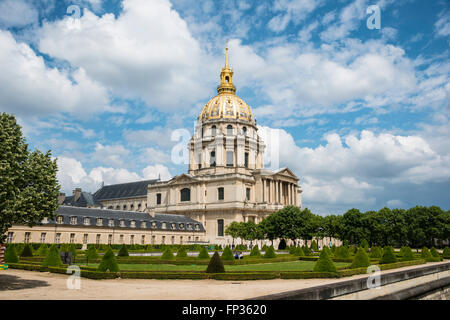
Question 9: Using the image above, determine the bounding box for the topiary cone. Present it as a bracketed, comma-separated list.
[221, 246, 234, 260]
[97, 248, 119, 272]
[42, 245, 63, 267]
[313, 249, 337, 273]
[4, 246, 19, 263]
[351, 247, 370, 268]
[206, 251, 225, 273]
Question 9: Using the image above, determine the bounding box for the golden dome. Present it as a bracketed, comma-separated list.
[198, 42, 256, 125]
[198, 93, 255, 125]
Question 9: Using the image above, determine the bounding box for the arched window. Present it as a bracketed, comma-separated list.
[180, 188, 191, 202]
[227, 125, 233, 135]
[225, 76, 229, 83]
[211, 125, 216, 136]
[242, 126, 247, 135]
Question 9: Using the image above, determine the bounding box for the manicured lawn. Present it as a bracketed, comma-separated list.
[78, 260, 350, 272]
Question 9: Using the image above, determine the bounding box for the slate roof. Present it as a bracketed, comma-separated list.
[62, 192, 98, 207]
[47, 206, 205, 232]
[93, 179, 159, 201]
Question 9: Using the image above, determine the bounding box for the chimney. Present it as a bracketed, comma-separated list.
[58, 193, 66, 205]
[73, 188, 82, 202]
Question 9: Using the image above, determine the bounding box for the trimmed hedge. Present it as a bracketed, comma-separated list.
[212, 273, 278, 281]
[42, 245, 63, 267]
[351, 247, 370, 268]
[118, 245, 129, 257]
[97, 248, 119, 272]
[421, 247, 440, 262]
[313, 249, 337, 273]
[221, 246, 234, 260]
[249, 245, 261, 257]
[380, 246, 397, 264]
[443, 247, 450, 259]
[263, 246, 277, 259]
[4, 246, 19, 263]
[176, 246, 188, 258]
[400, 246, 415, 261]
[36, 244, 48, 256]
[206, 251, 225, 273]
[197, 247, 210, 259]
[20, 244, 33, 257]
[369, 246, 383, 259]
[280, 271, 340, 279]
[161, 247, 175, 260]
[334, 246, 350, 259]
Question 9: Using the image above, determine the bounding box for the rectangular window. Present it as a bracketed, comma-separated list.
[246, 188, 251, 201]
[180, 236, 183, 245]
[141, 235, 145, 245]
[24, 232, 31, 243]
[7, 232, 13, 243]
[84, 218, 90, 226]
[96, 234, 101, 245]
[151, 235, 155, 245]
[97, 218, 102, 226]
[245, 152, 249, 168]
[55, 233, 61, 244]
[130, 235, 134, 245]
[120, 235, 124, 244]
[108, 219, 114, 227]
[171, 236, 175, 244]
[210, 151, 216, 167]
[217, 219, 224, 237]
[70, 216, 77, 225]
[156, 193, 161, 205]
[108, 234, 112, 245]
[40, 233, 46, 244]
[226, 151, 234, 167]
[218, 187, 224, 200]
[162, 236, 165, 244]
[70, 233, 75, 243]
[83, 234, 88, 244]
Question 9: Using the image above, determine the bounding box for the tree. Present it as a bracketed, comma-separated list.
[85, 246, 99, 264]
[206, 251, 225, 273]
[294, 246, 305, 256]
[221, 246, 234, 260]
[4, 246, 19, 263]
[97, 248, 119, 272]
[351, 248, 370, 268]
[0, 113, 60, 244]
[225, 221, 241, 246]
[20, 244, 33, 257]
[263, 245, 276, 259]
[197, 247, 210, 259]
[42, 245, 62, 267]
[313, 249, 337, 273]
[118, 245, 129, 257]
[380, 246, 397, 264]
[161, 247, 175, 260]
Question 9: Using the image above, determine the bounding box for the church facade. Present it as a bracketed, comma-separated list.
[5, 46, 302, 246]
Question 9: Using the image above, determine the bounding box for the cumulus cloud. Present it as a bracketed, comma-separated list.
[37, 0, 213, 111]
[92, 143, 130, 167]
[0, 0, 38, 28]
[56, 156, 172, 193]
[260, 125, 450, 211]
[268, 0, 323, 32]
[0, 30, 113, 118]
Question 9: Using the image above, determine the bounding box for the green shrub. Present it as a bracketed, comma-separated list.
[262, 244, 269, 252]
[263, 246, 277, 259]
[302, 245, 311, 256]
[400, 246, 415, 261]
[278, 239, 287, 250]
[380, 246, 397, 264]
[68, 244, 77, 258]
[430, 247, 440, 259]
[331, 244, 337, 253]
[4, 246, 19, 263]
[351, 248, 370, 268]
[294, 246, 305, 256]
[235, 244, 247, 251]
[221, 246, 234, 260]
[161, 247, 175, 260]
[197, 247, 210, 259]
[36, 244, 48, 256]
[97, 248, 119, 272]
[313, 249, 337, 273]
[360, 239, 369, 249]
[369, 246, 383, 259]
[322, 245, 332, 257]
[310, 240, 318, 252]
[42, 245, 63, 267]
[249, 245, 261, 257]
[20, 244, 33, 257]
[421, 247, 439, 262]
[443, 247, 450, 259]
[335, 246, 350, 259]
[85, 246, 99, 263]
[60, 243, 69, 252]
[118, 245, 129, 257]
[206, 251, 225, 273]
[289, 246, 296, 254]
[176, 246, 188, 258]
[214, 244, 222, 251]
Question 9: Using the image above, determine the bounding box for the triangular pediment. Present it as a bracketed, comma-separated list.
[273, 167, 298, 180]
[168, 173, 199, 185]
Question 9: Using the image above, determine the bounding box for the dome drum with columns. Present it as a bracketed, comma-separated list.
[145, 44, 303, 245]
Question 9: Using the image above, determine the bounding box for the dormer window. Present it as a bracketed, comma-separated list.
[57, 216, 63, 224]
[84, 217, 90, 226]
[195, 224, 200, 231]
[187, 223, 192, 230]
[130, 220, 136, 228]
[97, 218, 102, 226]
[108, 219, 114, 227]
[120, 220, 125, 227]
[151, 222, 157, 229]
[171, 223, 176, 230]
[70, 216, 77, 225]
[179, 223, 184, 230]
[162, 222, 167, 229]
[141, 221, 146, 228]
[42, 217, 49, 224]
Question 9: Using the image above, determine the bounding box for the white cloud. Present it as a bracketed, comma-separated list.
[435, 12, 450, 37]
[37, 0, 213, 111]
[143, 147, 172, 164]
[268, 0, 323, 32]
[92, 143, 130, 167]
[0, 30, 112, 118]
[56, 156, 172, 193]
[0, 0, 38, 28]
[260, 126, 450, 210]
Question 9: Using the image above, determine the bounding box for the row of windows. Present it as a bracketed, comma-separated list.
[54, 216, 200, 230]
[207, 151, 249, 168]
[156, 187, 251, 203]
[201, 125, 248, 138]
[106, 203, 145, 211]
[7, 232, 199, 245]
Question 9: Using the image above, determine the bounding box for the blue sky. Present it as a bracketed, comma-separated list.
[0, 0, 449, 214]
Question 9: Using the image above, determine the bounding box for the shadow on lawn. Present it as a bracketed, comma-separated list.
[0, 274, 50, 291]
